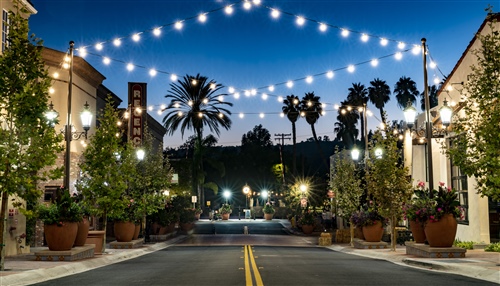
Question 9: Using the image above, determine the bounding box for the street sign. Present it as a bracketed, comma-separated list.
[192, 196, 197, 203]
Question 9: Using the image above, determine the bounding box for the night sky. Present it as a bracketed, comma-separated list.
[28, 0, 494, 147]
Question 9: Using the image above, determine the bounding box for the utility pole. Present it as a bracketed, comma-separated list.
[274, 133, 291, 185]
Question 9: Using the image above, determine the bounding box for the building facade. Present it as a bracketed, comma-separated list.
[405, 13, 500, 244]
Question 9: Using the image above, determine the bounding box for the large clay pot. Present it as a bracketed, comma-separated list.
[362, 221, 384, 242]
[133, 224, 141, 240]
[424, 213, 457, 247]
[114, 221, 135, 242]
[264, 213, 273, 220]
[222, 213, 230, 220]
[180, 222, 194, 231]
[409, 220, 426, 243]
[86, 230, 105, 254]
[302, 224, 314, 234]
[167, 222, 176, 233]
[44, 222, 78, 251]
[354, 226, 365, 240]
[158, 225, 169, 235]
[74, 217, 90, 247]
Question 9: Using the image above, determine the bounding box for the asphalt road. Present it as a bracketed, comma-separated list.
[33, 244, 496, 286]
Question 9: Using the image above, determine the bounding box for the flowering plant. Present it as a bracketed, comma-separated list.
[219, 204, 232, 215]
[263, 203, 275, 214]
[404, 181, 463, 223]
[299, 209, 316, 225]
[351, 202, 387, 227]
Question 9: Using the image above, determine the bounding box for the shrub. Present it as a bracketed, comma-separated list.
[485, 242, 500, 252]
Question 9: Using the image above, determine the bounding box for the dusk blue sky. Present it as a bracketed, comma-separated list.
[29, 0, 494, 148]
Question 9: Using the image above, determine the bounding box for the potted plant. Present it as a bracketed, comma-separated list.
[358, 202, 387, 242]
[263, 203, 275, 220]
[194, 207, 203, 220]
[36, 189, 83, 251]
[110, 197, 139, 242]
[179, 208, 196, 231]
[423, 182, 463, 247]
[350, 210, 367, 240]
[219, 204, 232, 220]
[402, 181, 432, 243]
[299, 208, 316, 234]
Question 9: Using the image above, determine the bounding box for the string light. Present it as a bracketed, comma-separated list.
[296, 16, 305, 26]
[326, 71, 334, 78]
[113, 38, 121, 46]
[347, 65, 355, 73]
[103, 57, 110, 65]
[225, 5, 234, 15]
[153, 27, 161, 36]
[228, 86, 235, 93]
[243, 1, 252, 10]
[360, 33, 369, 42]
[149, 69, 157, 76]
[305, 76, 313, 84]
[395, 52, 403, 60]
[132, 33, 141, 42]
[268, 85, 275, 92]
[126, 63, 134, 71]
[341, 29, 349, 37]
[370, 59, 379, 67]
[380, 38, 388, 46]
[198, 13, 207, 23]
[286, 81, 294, 88]
[319, 23, 327, 32]
[170, 74, 177, 81]
[271, 9, 280, 18]
[174, 21, 183, 30]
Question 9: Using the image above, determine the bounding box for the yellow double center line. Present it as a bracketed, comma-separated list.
[244, 245, 264, 286]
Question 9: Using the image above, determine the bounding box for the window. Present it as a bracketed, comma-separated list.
[2, 9, 8, 53]
[449, 139, 469, 224]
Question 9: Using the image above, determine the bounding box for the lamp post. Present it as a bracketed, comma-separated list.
[46, 41, 93, 192]
[403, 38, 453, 196]
[242, 184, 250, 208]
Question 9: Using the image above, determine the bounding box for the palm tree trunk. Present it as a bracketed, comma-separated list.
[311, 125, 328, 169]
[360, 110, 365, 148]
[292, 122, 297, 176]
[379, 108, 386, 125]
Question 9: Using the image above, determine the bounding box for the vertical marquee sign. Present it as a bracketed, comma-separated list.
[128, 82, 147, 147]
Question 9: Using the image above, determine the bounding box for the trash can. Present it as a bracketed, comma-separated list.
[244, 209, 251, 219]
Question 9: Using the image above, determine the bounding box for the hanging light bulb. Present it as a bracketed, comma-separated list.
[306, 76, 313, 84]
[261, 93, 268, 100]
[268, 85, 275, 92]
[296, 16, 305, 26]
[149, 69, 157, 76]
[429, 61, 437, 69]
[412, 45, 421, 55]
[234, 92, 240, 99]
[347, 65, 355, 73]
[243, 1, 251, 10]
[380, 38, 388, 46]
[225, 5, 234, 15]
[361, 33, 369, 42]
[103, 57, 111, 65]
[170, 74, 178, 81]
[113, 38, 121, 46]
[398, 42, 406, 49]
[371, 59, 379, 67]
[218, 95, 224, 101]
[286, 81, 294, 88]
[326, 71, 334, 78]
[78, 48, 87, 57]
[259, 113, 265, 118]
[126, 63, 134, 71]
[198, 13, 207, 23]
[271, 9, 280, 18]
[319, 23, 327, 32]
[277, 96, 283, 102]
[153, 27, 161, 36]
[239, 113, 244, 118]
[132, 33, 141, 42]
[341, 29, 349, 37]
[395, 52, 403, 60]
[95, 43, 103, 51]
[228, 86, 235, 93]
[175, 21, 183, 30]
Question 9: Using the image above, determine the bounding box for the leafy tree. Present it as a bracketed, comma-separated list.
[241, 124, 272, 148]
[368, 78, 391, 124]
[0, 5, 63, 270]
[130, 128, 173, 236]
[394, 76, 420, 109]
[282, 95, 300, 175]
[162, 74, 232, 206]
[365, 123, 413, 251]
[77, 96, 134, 253]
[446, 14, 500, 201]
[329, 148, 363, 246]
[419, 85, 438, 111]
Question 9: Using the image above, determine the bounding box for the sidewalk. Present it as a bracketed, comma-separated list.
[0, 221, 498, 285]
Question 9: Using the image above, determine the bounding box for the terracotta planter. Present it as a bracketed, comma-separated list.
[158, 226, 169, 235]
[302, 224, 314, 234]
[354, 226, 365, 240]
[74, 217, 90, 247]
[424, 213, 457, 247]
[264, 213, 273, 220]
[409, 220, 426, 243]
[133, 224, 141, 240]
[114, 221, 135, 242]
[362, 221, 384, 242]
[222, 213, 230, 220]
[44, 222, 78, 251]
[86, 230, 105, 255]
[180, 222, 194, 231]
[195, 213, 201, 220]
[167, 222, 176, 233]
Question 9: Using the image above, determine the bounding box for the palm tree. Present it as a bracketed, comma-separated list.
[334, 100, 359, 149]
[394, 76, 420, 109]
[420, 85, 438, 111]
[347, 83, 368, 145]
[368, 78, 391, 124]
[162, 74, 233, 207]
[282, 94, 300, 175]
[300, 92, 327, 168]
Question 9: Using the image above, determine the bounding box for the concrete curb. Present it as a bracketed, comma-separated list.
[1, 236, 186, 286]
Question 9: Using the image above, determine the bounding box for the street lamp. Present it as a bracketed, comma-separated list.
[403, 38, 453, 194]
[261, 190, 269, 203]
[242, 184, 251, 208]
[223, 190, 231, 204]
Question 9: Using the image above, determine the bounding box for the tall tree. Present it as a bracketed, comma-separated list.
[162, 74, 232, 206]
[282, 95, 300, 175]
[77, 96, 134, 253]
[347, 83, 368, 144]
[0, 4, 63, 270]
[368, 78, 391, 124]
[419, 85, 438, 111]
[300, 92, 327, 168]
[334, 101, 359, 150]
[446, 13, 500, 202]
[394, 76, 420, 109]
